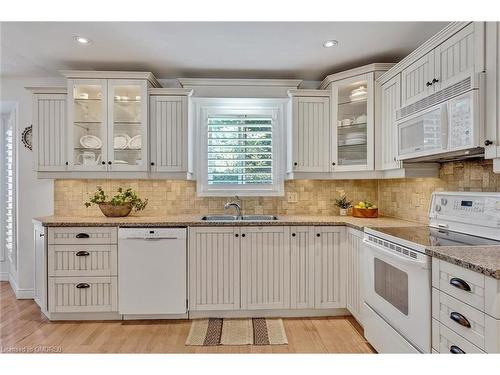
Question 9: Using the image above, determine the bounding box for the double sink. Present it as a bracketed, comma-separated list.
[201, 214, 278, 222]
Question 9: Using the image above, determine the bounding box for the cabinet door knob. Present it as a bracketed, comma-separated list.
[294, 162, 298, 166]
[101, 161, 106, 165]
[76, 283, 90, 289]
[426, 81, 432, 87]
[241, 234, 246, 238]
[485, 140, 494, 146]
[449, 277, 471, 292]
[151, 162, 155, 166]
[450, 312, 471, 328]
[316, 233, 321, 237]
[332, 162, 336, 166]
[108, 161, 112, 165]
[65, 161, 69, 166]
[292, 233, 296, 237]
[235, 234, 239, 237]
[39, 233, 45, 237]
[432, 78, 439, 84]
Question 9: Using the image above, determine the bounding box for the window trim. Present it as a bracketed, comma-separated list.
[193, 98, 287, 197]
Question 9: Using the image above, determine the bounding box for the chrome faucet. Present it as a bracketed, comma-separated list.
[224, 197, 242, 220]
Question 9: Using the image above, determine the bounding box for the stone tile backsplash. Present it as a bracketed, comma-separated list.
[54, 159, 500, 223]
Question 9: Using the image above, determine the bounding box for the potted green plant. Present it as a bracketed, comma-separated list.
[85, 187, 148, 217]
[334, 190, 353, 216]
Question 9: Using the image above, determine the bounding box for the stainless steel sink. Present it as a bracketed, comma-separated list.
[201, 214, 278, 222]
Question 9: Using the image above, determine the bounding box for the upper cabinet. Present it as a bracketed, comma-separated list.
[149, 89, 193, 175]
[379, 75, 402, 171]
[288, 90, 331, 173]
[400, 22, 484, 108]
[62, 71, 160, 172]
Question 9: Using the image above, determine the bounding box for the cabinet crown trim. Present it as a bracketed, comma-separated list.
[288, 89, 331, 97]
[59, 70, 161, 87]
[319, 63, 394, 89]
[148, 88, 194, 96]
[377, 22, 473, 84]
[178, 78, 302, 88]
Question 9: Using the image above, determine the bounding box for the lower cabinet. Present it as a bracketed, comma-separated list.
[188, 227, 240, 311]
[188, 225, 348, 313]
[345, 228, 364, 324]
[240, 226, 291, 310]
[34, 223, 48, 311]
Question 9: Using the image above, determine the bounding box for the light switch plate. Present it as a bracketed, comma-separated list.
[287, 192, 298, 203]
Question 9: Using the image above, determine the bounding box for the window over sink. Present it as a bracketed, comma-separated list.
[193, 98, 287, 196]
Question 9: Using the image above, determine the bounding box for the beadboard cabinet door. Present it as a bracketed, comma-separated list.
[401, 50, 436, 107]
[290, 226, 315, 309]
[149, 95, 189, 172]
[241, 226, 291, 310]
[32, 94, 68, 171]
[290, 95, 331, 173]
[188, 227, 240, 311]
[380, 75, 402, 170]
[314, 226, 344, 309]
[346, 228, 364, 325]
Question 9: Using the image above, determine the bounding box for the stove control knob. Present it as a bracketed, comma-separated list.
[435, 204, 442, 212]
[441, 198, 447, 206]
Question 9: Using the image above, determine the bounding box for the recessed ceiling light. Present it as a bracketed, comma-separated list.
[74, 36, 91, 45]
[323, 40, 339, 48]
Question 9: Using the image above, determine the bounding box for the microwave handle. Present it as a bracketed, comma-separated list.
[441, 102, 449, 149]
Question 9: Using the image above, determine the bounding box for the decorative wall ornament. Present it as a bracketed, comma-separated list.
[22, 125, 32, 151]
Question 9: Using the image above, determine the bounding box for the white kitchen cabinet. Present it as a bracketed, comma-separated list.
[34, 223, 47, 311]
[379, 75, 402, 170]
[485, 22, 500, 166]
[401, 50, 436, 107]
[400, 23, 484, 108]
[288, 90, 331, 173]
[149, 90, 192, 172]
[30, 89, 68, 172]
[241, 226, 290, 310]
[188, 227, 240, 311]
[290, 226, 315, 309]
[314, 226, 344, 309]
[62, 71, 160, 173]
[345, 228, 364, 325]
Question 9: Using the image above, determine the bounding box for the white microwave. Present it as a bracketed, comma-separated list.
[396, 74, 484, 162]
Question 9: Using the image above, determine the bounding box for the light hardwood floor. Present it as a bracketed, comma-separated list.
[0, 282, 374, 353]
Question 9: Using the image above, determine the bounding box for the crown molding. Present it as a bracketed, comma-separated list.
[377, 22, 472, 84]
[25, 86, 67, 94]
[319, 63, 394, 89]
[178, 78, 302, 88]
[59, 70, 161, 87]
[148, 88, 194, 96]
[288, 89, 331, 97]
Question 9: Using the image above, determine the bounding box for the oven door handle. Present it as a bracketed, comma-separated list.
[363, 239, 429, 269]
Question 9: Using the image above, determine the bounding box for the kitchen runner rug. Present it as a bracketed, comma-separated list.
[185, 318, 288, 346]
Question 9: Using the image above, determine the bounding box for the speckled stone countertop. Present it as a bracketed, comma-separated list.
[33, 214, 417, 231]
[425, 246, 500, 279]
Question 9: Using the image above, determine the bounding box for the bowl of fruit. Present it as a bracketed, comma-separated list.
[352, 201, 378, 218]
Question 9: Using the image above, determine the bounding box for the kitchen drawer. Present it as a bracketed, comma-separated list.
[48, 244, 117, 277]
[49, 227, 117, 245]
[48, 276, 118, 313]
[432, 258, 485, 311]
[432, 319, 485, 354]
[432, 288, 485, 350]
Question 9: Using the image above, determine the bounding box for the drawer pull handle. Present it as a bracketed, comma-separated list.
[75, 251, 90, 257]
[76, 283, 90, 289]
[450, 345, 465, 354]
[449, 277, 471, 292]
[76, 233, 90, 239]
[450, 311, 471, 328]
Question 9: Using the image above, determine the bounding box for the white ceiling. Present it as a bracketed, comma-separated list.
[0, 22, 448, 81]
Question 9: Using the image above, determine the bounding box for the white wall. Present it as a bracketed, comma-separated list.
[0, 76, 64, 297]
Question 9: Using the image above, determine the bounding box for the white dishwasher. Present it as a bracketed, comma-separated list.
[118, 227, 187, 316]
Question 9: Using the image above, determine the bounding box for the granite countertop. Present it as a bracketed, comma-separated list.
[426, 246, 500, 280]
[33, 214, 417, 232]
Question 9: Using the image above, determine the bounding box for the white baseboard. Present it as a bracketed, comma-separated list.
[0, 271, 8, 281]
[8, 274, 34, 299]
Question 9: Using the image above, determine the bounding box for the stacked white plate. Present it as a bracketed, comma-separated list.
[339, 131, 367, 146]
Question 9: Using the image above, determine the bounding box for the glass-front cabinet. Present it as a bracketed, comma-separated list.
[65, 73, 153, 172]
[331, 73, 374, 171]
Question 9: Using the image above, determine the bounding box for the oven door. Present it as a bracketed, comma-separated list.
[363, 237, 431, 353]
